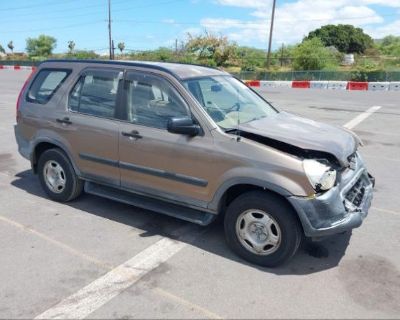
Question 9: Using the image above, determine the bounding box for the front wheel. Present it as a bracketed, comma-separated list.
[224, 191, 302, 267]
[37, 148, 83, 202]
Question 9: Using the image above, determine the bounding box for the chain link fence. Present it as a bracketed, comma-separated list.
[234, 70, 400, 82]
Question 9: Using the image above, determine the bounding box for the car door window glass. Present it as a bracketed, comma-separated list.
[69, 70, 122, 118]
[27, 69, 70, 104]
[126, 73, 189, 129]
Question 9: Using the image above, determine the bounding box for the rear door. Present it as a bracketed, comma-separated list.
[58, 68, 123, 185]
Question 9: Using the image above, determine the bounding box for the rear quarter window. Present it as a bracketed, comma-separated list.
[27, 69, 70, 104]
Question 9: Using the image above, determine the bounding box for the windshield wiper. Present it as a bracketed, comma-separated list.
[224, 128, 240, 133]
[249, 115, 267, 122]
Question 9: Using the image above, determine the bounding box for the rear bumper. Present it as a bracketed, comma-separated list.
[14, 124, 31, 160]
[288, 154, 374, 238]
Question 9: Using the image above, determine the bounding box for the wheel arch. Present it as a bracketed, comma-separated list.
[31, 139, 80, 176]
[211, 179, 304, 233]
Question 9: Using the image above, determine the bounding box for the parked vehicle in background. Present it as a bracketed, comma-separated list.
[14, 60, 375, 267]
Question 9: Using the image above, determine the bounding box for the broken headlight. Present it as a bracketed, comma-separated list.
[303, 159, 337, 191]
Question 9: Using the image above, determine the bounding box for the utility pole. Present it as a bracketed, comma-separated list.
[266, 0, 277, 69]
[108, 0, 113, 60]
[280, 43, 284, 67]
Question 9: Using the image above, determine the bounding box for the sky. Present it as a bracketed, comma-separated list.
[1, 0, 400, 54]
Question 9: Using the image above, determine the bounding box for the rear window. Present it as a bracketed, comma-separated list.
[27, 69, 70, 104]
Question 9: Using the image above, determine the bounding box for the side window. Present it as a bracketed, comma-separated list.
[27, 69, 69, 104]
[126, 72, 189, 129]
[68, 69, 122, 118]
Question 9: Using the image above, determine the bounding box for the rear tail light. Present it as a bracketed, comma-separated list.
[16, 70, 34, 123]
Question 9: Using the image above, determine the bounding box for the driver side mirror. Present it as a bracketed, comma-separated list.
[167, 117, 200, 136]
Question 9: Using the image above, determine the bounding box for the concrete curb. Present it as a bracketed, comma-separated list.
[245, 80, 400, 91]
[0, 65, 36, 71]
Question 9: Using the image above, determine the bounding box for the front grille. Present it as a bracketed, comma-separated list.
[344, 173, 370, 211]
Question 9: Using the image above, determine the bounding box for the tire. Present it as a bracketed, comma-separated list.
[37, 148, 83, 202]
[224, 191, 302, 267]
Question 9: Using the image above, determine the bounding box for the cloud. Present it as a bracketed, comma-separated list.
[203, 0, 393, 47]
[365, 19, 400, 38]
[162, 18, 177, 24]
[214, 0, 269, 9]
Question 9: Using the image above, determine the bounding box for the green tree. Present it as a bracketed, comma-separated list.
[185, 31, 237, 66]
[0, 44, 5, 54]
[117, 42, 125, 54]
[67, 41, 75, 53]
[305, 24, 373, 54]
[26, 34, 57, 58]
[377, 35, 400, 56]
[292, 38, 338, 70]
[7, 41, 14, 53]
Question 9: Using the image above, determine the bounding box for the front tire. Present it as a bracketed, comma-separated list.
[224, 191, 302, 267]
[37, 148, 83, 202]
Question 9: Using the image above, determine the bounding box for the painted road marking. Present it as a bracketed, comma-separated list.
[343, 106, 381, 129]
[153, 287, 223, 319]
[35, 225, 202, 319]
[0, 214, 113, 270]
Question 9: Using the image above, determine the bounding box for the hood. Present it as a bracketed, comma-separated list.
[238, 112, 357, 167]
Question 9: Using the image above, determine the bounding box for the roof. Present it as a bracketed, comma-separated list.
[43, 59, 229, 80]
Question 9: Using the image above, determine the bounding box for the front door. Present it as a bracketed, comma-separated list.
[118, 71, 216, 208]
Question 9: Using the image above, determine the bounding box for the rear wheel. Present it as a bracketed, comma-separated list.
[224, 191, 302, 267]
[37, 148, 83, 202]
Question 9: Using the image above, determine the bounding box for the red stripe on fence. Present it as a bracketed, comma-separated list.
[14, 65, 21, 70]
[245, 80, 261, 87]
[0, 65, 3, 69]
[347, 81, 368, 91]
[292, 80, 310, 88]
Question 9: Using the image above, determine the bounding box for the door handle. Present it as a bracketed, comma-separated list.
[56, 117, 72, 125]
[122, 130, 142, 139]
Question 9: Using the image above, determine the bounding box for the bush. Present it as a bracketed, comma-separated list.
[292, 38, 338, 71]
[67, 50, 99, 59]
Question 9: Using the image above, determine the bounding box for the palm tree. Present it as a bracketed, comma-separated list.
[7, 41, 14, 54]
[68, 41, 75, 54]
[117, 42, 125, 54]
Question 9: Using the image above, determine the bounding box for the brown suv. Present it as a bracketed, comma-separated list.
[14, 60, 374, 267]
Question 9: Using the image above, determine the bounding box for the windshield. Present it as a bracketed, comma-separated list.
[183, 75, 278, 130]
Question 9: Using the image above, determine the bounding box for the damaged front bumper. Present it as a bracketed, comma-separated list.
[288, 153, 374, 238]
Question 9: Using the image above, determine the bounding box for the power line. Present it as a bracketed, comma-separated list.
[4, 20, 104, 34]
[0, 0, 82, 12]
[0, 0, 174, 21]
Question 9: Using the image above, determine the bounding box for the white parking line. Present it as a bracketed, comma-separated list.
[153, 287, 223, 319]
[343, 106, 381, 129]
[35, 225, 202, 319]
